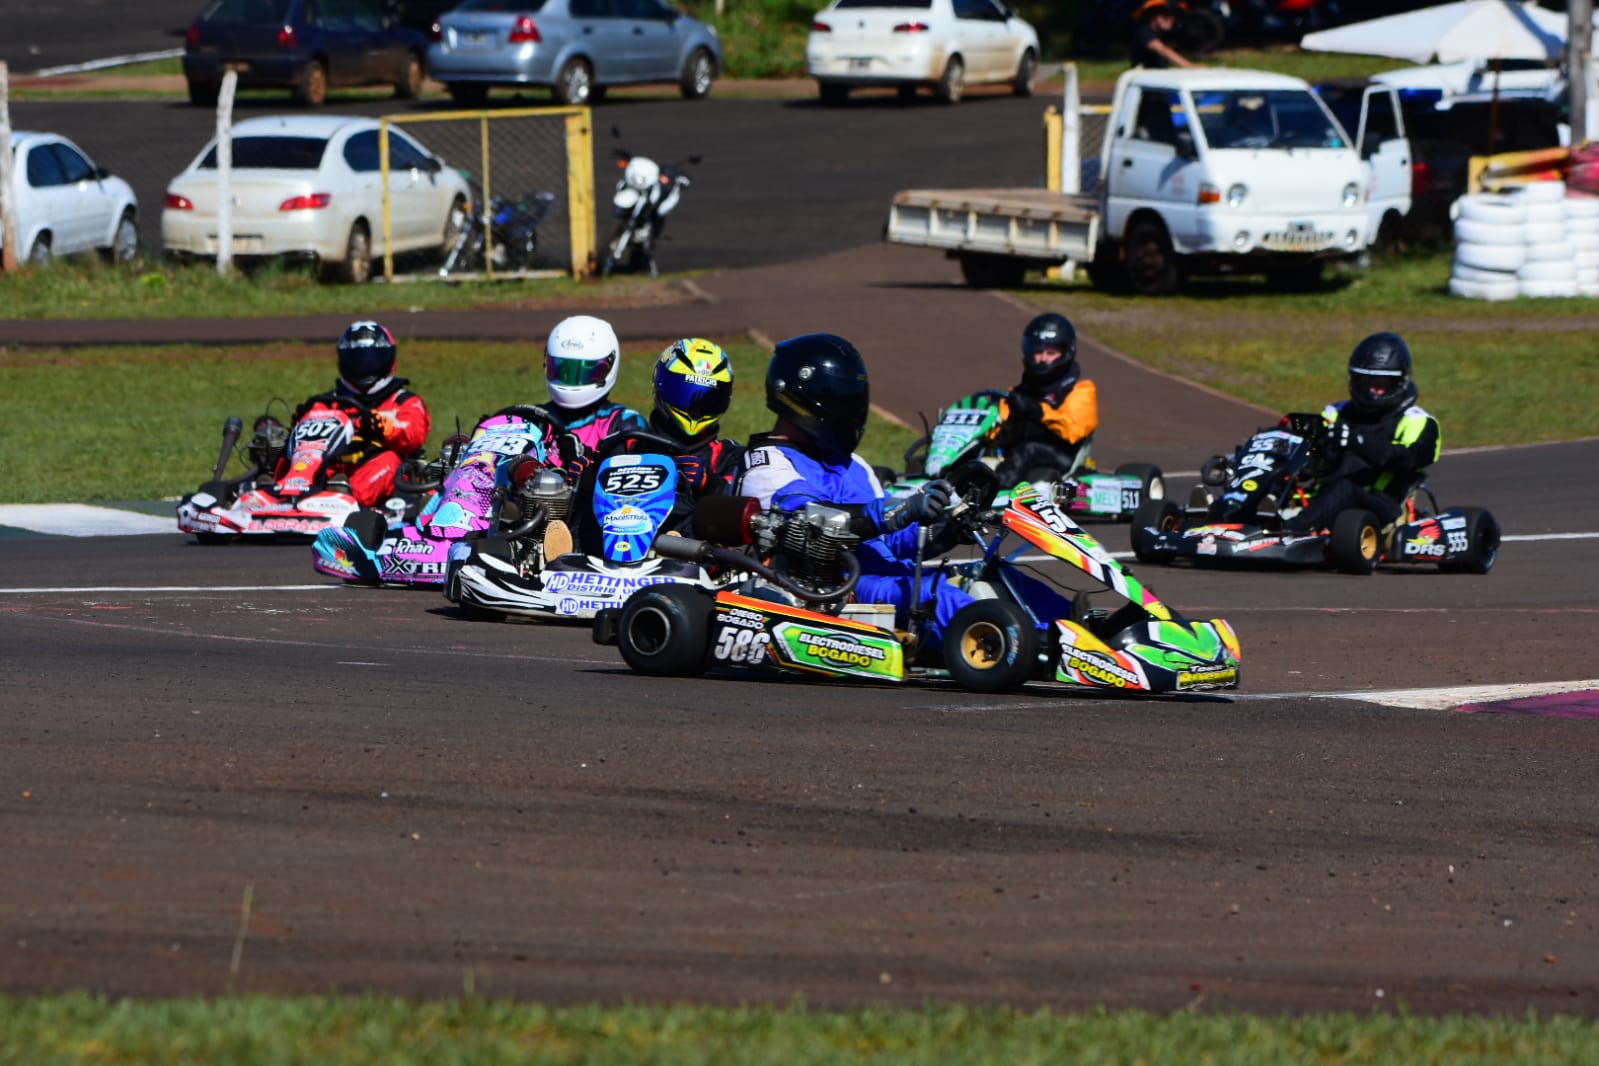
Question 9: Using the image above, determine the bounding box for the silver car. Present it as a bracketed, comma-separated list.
[427, 0, 723, 106]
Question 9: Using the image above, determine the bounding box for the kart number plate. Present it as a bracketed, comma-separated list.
[1088, 483, 1122, 513]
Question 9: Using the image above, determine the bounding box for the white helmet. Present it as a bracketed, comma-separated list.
[545, 314, 620, 410]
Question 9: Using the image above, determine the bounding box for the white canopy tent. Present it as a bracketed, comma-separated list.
[1299, 0, 1566, 64]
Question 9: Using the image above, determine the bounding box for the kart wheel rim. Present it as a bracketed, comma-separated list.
[959, 620, 1005, 668]
[627, 605, 672, 655]
[1360, 526, 1378, 559]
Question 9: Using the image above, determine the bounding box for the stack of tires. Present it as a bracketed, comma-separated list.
[1450, 182, 1599, 300]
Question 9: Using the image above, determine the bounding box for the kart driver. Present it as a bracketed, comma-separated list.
[537, 314, 648, 482]
[1283, 332, 1441, 533]
[266, 320, 431, 508]
[736, 333, 972, 643]
[650, 337, 746, 515]
[992, 312, 1101, 488]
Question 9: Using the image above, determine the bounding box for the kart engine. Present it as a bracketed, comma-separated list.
[518, 467, 572, 527]
[248, 417, 288, 476]
[752, 503, 860, 601]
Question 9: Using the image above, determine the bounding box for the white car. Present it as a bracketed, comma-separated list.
[161, 115, 472, 284]
[4, 132, 139, 266]
[806, 0, 1039, 105]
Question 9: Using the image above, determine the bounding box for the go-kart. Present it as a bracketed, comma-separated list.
[594, 464, 1241, 695]
[443, 430, 726, 622]
[1130, 412, 1501, 575]
[177, 396, 431, 542]
[880, 390, 1163, 522]
[312, 407, 555, 586]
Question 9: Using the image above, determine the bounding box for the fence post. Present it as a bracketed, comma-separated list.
[566, 108, 594, 277]
[1061, 63, 1081, 194]
[216, 68, 238, 277]
[381, 115, 394, 281]
[0, 62, 17, 273]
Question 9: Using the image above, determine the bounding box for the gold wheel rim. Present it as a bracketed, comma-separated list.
[960, 620, 1004, 668]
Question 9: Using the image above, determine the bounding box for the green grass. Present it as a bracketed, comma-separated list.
[0, 258, 660, 320]
[2, 995, 1598, 1064]
[1013, 250, 1599, 448]
[0, 339, 916, 504]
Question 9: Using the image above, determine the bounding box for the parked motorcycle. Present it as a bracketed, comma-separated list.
[600, 127, 700, 278]
[438, 177, 557, 277]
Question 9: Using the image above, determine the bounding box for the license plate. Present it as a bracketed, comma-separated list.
[848, 57, 872, 70]
[465, 31, 491, 44]
[1289, 220, 1314, 235]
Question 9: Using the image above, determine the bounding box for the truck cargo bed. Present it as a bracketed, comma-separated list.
[886, 188, 1099, 262]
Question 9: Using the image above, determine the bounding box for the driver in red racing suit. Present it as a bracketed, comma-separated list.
[267, 320, 431, 508]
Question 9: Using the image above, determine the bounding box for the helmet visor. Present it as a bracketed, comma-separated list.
[547, 353, 615, 388]
[1351, 369, 1402, 404]
[339, 345, 393, 388]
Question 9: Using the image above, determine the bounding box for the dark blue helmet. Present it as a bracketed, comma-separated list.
[766, 333, 870, 458]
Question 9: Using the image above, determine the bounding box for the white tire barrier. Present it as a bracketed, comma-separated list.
[1519, 257, 1577, 281]
[1565, 196, 1599, 220]
[1454, 241, 1526, 272]
[1524, 221, 1566, 245]
[1456, 195, 1527, 225]
[1453, 217, 1525, 245]
[1520, 277, 1579, 297]
[1449, 276, 1520, 300]
[1507, 180, 1567, 204]
[1523, 239, 1575, 263]
[1450, 263, 1517, 284]
[1524, 201, 1566, 224]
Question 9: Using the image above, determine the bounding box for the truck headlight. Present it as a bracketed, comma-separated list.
[1227, 183, 1248, 208]
[1345, 229, 1360, 248]
[1342, 182, 1361, 208]
[1233, 230, 1250, 249]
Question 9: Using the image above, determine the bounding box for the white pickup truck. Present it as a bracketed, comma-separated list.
[886, 67, 1376, 294]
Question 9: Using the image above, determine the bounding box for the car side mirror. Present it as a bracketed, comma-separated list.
[93, 166, 111, 180]
[426, 156, 443, 173]
[1175, 131, 1198, 160]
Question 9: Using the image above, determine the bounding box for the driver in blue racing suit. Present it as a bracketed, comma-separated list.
[736, 333, 973, 645]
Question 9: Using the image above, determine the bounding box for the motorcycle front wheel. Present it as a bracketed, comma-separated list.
[600, 221, 633, 278]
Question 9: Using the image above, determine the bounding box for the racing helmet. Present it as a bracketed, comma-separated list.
[1020, 312, 1079, 388]
[337, 320, 398, 395]
[652, 337, 734, 447]
[545, 314, 620, 410]
[1348, 331, 1416, 415]
[765, 333, 871, 458]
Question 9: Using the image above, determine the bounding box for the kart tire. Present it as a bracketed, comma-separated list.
[617, 584, 712, 677]
[1131, 498, 1181, 564]
[1439, 506, 1501, 574]
[1329, 509, 1380, 575]
[1113, 462, 1166, 507]
[343, 509, 388, 552]
[943, 598, 1038, 694]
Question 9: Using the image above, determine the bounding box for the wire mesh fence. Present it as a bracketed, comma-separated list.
[384, 106, 593, 281]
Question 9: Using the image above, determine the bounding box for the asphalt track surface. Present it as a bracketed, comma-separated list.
[6, 84, 1599, 1016]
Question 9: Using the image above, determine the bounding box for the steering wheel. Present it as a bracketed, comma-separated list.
[594, 429, 686, 460]
[943, 460, 1000, 513]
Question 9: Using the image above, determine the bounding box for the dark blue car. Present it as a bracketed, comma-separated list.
[183, 0, 430, 107]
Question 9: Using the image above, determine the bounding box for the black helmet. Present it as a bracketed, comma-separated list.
[766, 333, 870, 458]
[1021, 312, 1078, 388]
[1348, 331, 1416, 415]
[337, 320, 398, 395]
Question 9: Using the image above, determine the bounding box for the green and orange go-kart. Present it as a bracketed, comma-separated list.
[593, 466, 1240, 695]
[1131, 412, 1501, 575]
[881, 390, 1165, 522]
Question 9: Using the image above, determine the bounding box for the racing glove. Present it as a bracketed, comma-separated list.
[561, 453, 594, 487]
[1007, 390, 1044, 422]
[881, 478, 955, 533]
[675, 453, 707, 493]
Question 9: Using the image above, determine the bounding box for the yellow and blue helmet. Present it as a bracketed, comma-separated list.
[653, 338, 733, 445]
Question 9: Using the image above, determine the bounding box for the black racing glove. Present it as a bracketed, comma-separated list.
[881, 478, 954, 533]
[1008, 390, 1044, 422]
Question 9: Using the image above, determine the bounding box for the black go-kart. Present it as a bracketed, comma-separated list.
[1130, 412, 1501, 575]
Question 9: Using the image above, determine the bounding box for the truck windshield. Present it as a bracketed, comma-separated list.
[1194, 90, 1346, 150]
